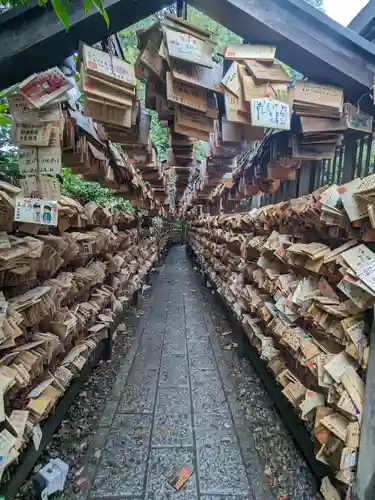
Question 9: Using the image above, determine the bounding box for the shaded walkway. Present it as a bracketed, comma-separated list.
[74, 246, 314, 500]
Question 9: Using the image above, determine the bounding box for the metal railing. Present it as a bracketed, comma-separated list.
[255, 133, 375, 208]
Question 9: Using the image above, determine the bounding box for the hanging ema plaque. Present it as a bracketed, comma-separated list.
[250, 99, 291, 130]
[14, 198, 58, 226]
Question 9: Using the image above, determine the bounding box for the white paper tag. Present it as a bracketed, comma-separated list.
[32, 424, 43, 450]
[41, 488, 49, 500]
[14, 198, 58, 226]
[0, 232, 11, 250]
[357, 259, 375, 295]
[0, 455, 6, 481]
[250, 98, 291, 130]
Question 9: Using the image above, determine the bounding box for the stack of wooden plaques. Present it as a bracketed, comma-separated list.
[167, 132, 196, 204]
[80, 42, 166, 212]
[137, 13, 224, 205]
[218, 45, 295, 191]
[218, 45, 373, 199]
[64, 106, 164, 211]
[295, 99, 372, 161]
[0, 199, 164, 485]
[79, 43, 136, 129]
[192, 123, 245, 208]
[292, 81, 347, 160]
[6, 70, 72, 228]
[187, 203, 375, 498]
[63, 109, 108, 179]
[241, 176, 375, 243]
[222, 43, 292, 134]
[169, 132, 195, 165]
[191, 39, 292, 206]
[133, 147, 167, 207]
[147, 13, 220, 141]
[0, 179, 137, 237]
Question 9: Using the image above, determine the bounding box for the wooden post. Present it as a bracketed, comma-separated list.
[251, 197, 260, 210]
[298, 162, 313, 196]
[342, 140, 358, 183]
[313, 160, 323, 190]
[284, 179, 297, 200]
[354, 306, 375, 500]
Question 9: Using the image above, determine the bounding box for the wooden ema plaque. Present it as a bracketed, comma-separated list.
[164, 28, 213, 68]
[169, 59, 223, 92]
[225, 44, 276, 61]
[166, 72, 207, 113]
[245, 60, 291, 83]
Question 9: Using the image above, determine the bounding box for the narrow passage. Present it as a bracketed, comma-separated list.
[74, 246, 315, 500]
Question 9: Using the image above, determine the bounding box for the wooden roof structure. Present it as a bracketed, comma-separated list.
[349, 0, 375, 41]
[1, 0, 375, 107]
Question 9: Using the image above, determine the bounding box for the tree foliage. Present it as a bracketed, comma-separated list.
[0, 96, 18, 181]
[60, 169, 134, 210]
[0, 137, 18, 182]
[186, 6, 242, 54]
[0, 0, 110, 31]
[304, 0, 325, 11]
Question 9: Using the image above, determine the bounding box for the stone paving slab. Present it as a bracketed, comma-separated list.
[156, 386, 191, 414]
[80, 246, 277, 500]
[159, 355, 189, 387]
[190, 350, 217, 371]
[152, 411, 193, 448]
[200, 496, 250, 500]
[90, 414, 152, 497]
[194, 413, 236, 447]
[117, 369, 158, 414]
[197, 440, 252, 496]
[145, 448, 198, 500]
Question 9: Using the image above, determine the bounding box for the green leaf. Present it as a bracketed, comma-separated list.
[92, 0, 109, 28]
[83, 0, 91, 13]
[51, 0, 70, 30]
[0, 115, 10, 126]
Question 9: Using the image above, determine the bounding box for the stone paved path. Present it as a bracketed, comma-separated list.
[76, 246, 274, 500]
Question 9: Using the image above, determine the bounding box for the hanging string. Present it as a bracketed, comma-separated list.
[176, 0, 187, 19]
[355, 84, 374, 114]
[345, 484, 352, 500]
[266, 82, 279, 99]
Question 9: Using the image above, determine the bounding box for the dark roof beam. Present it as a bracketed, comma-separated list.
[0, 0, 171, 89]
[189, 0, 375, 105]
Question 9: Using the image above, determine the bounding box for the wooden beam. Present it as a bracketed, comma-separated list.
[355, 306, 375, 500]
[348, 0, 375, 40]
[189, 0, 375, 103]
[0, 0, 170, 89]
[1, 0, 375, 107]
